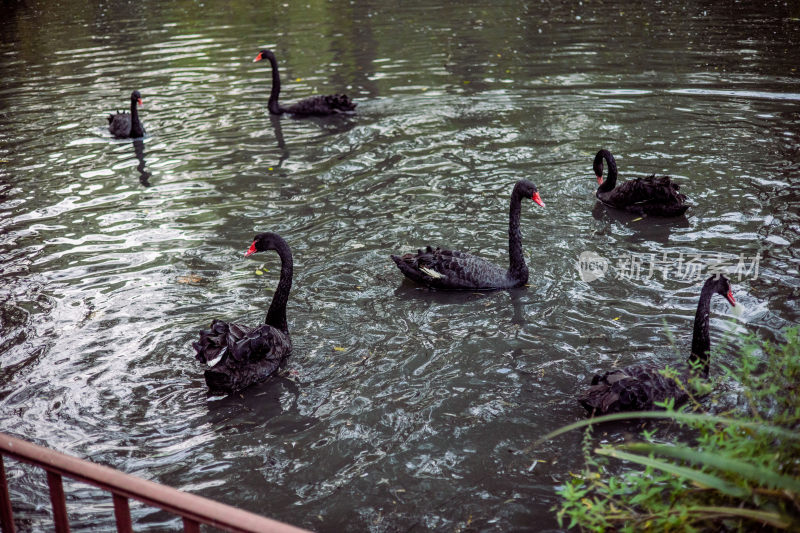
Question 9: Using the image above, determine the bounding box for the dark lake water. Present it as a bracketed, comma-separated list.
[1, 0, 799, 530]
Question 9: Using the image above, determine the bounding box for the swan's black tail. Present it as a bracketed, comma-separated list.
[578, 369, 656, 414]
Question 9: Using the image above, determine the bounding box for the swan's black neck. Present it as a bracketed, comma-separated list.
[595, 149, 618, 193]
[265, 241, 293, 333]
[130, 98, 144, 138]
[507, 186, 528, 284]
[265, 53, 284, 115]
[688, 281, 716, 377]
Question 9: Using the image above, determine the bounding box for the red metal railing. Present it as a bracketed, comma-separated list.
[0, 432, 309, 533]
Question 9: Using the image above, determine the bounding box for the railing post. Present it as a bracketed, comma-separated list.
[0, 455, 16, 533]
[113, 494, 132, 533]
[182, 517, 200, 533]
[46, 471, 69, 533]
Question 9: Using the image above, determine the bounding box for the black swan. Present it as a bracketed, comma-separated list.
[193, 232, 293, 394]
[253, 49, 356, 116]
[391, 180, 545, 290]
[593, 149, 689, 216]
[108, 90, 145, 139]
[578, 275, 737, 415]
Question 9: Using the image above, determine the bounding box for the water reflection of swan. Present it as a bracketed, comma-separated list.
[132, 139, 151, 187]
[591, 201, 689, 245]
[205, 376, 315, 433]
[507, 287, 527, 327]
[391, 283, 528, 326]
[269, 114, 290, 168]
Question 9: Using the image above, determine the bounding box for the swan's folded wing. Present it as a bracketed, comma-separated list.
[286, 94, 356, 115]
[616, 175, 687, 206]
[232, 324, 290, 364]
[578, 369, 654, 414]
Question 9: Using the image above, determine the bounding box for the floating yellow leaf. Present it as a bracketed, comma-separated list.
[255, 270, 263, 275]
[613, 316, 620, 321]
[632, 216, 643, 222]
[333, 346, 347, 352]
[177, 274, 204, 284]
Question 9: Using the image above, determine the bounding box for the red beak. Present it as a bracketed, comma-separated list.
[532, 191, 545, 207]
[137, 98, 143, 106]
[596, 175, 603, 186]
[253, 52, 263, 62]
[245, 242, 257, 256]
[726, 290, 736, 307]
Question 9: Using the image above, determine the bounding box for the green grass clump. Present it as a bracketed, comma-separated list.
[550, 326, 800, 532]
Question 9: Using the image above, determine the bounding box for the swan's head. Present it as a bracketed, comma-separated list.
[253, 49, 276, 63]
[245, 232, 287, 256]
[514, 179, 545, 207]
[593, 149, 616, 185]
[130, 90, 142, 106]
[705, 274, 736, 307]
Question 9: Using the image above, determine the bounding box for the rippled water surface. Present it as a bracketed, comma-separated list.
[1, 0, 799, 530]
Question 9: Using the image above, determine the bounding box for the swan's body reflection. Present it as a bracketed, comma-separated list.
[205, 375, 316, 433]
[591, 201, 689, 245]
[133, 139, 151, 187]
[393, 282, 529, 327]
[267, 114, 357, 169]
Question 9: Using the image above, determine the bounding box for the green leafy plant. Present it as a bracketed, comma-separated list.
[548, 326, 800, 532]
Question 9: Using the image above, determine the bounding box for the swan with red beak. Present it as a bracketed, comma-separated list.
[391, 179, 544, 290]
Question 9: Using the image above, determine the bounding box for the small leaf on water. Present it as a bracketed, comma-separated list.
[333, 346, 347, 352]
[632, 216, 644, 222]
[255, 270, 263, 275]
[296, 77, 302, 82]
[613, 316, 620, 321]
[177, 274, 204, 284]
[268, 167, 273, 171]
